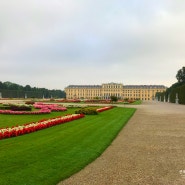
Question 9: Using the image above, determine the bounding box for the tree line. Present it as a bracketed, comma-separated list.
[0, 81, 66, 99]
[156, 66, 185, 104]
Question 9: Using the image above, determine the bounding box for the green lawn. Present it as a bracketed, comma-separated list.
[0, 108, 77, 127]
[0, 107, 135, 185]
[130, 100, 142, 105]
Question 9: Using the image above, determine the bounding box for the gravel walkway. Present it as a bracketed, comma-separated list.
[58, 101, 185, 185]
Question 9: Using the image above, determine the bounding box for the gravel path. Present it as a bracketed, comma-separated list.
[58, 101, 185, 185]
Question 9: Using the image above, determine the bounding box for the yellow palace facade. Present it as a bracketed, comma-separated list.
[65, 82, 166, 101]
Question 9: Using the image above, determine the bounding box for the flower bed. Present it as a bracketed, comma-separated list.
[0, 103, 67, 115]
[0, 103, 32, 111]
[0, 114, 84, 140]
[96, 106, 114, 112]
[0, 108, 51, 115]
[34, 102, 67, 111]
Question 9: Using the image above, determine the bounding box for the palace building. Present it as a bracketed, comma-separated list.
[64, 83, 166, 101]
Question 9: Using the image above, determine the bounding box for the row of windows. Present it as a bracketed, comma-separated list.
[68, 89, 161, 92]
[67, 91, 101, 93]
[68, 94, 101, 96]
[102, 86, 122, 88]
[104, 93, 121, 96]
[68, 92, 160, 95]
[67, 96, 152, 100]
[125, 94, 151, 97]
[66, 87, 165, 91]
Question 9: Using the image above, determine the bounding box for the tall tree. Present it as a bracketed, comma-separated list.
[176, 66, 185, 83]
[110, 95, 118, 102]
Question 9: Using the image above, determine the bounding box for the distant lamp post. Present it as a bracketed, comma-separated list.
[25, 93, 27, 99]
[175, 93, 179, 104]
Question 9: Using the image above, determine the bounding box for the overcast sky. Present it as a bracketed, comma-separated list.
[0, 0, 185, 90]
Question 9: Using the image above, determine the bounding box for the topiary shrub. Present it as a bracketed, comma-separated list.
[75, 107, 98, 115]
[0, 105, 11, 110]
[10, 105, 32, 111]
[25, 101, 35, 105]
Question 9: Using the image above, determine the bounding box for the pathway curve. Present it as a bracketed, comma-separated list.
[59, 101, 185, 185]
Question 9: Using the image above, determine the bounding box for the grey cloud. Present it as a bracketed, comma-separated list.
[0, 0, 185, 89]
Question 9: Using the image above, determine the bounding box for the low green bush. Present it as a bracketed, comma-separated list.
[0, 105, 11, 110]
[75, 107, 98, 115]
[25, 101, 35, 105]
[10, 105, 32, 111]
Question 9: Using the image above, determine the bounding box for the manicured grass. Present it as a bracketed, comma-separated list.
[116, 100, 142, 105]
[0, 108, 77, 128]
[0, 107, 135, 185]
[130, 100, 142, 105]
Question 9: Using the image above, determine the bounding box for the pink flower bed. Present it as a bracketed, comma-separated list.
[0, 114, 84, 140]
[96, 106, 114, 112]
[0, 102, 67, 115]
[34, 102, 67, 111]
[0, 108, 51, 115]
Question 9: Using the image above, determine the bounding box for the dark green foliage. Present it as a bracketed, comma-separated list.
[25, 101, 35, 105]
[0, 104, 32, 111]
[110, 96, 118, 102]
[0, 81, 66, 98]
[170, 84, 185, 104]
[156, 66, 185, 104]
[176, 66, 185, 83]
[75, 107, 98, 115]
[179, 85, 185, 104]
[155, 91, 166, 101]
[9, 105, 32, 111]
[0, 105, 11, 110]
[157, 84, 185, 104]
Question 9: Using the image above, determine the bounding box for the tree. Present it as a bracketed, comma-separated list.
[0, 81, 66, 98]
[24, 85, 31, 91]
[176, 66, 185, 83]
[110, 95, 118, 102]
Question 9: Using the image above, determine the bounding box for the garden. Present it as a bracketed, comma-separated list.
[0, 101, 136, 185]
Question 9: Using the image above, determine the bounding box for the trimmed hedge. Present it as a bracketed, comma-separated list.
[25, 101, 35, 105]
[0, 105, 11, 110]
[170, 84, 185, 104]
[10, 105, 32, 111]
[0, 104, 32, 111]
[75, 107, 98, 115]
[156, 84, 185, 104]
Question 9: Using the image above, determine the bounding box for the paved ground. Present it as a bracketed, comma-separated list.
[59, 101, 185, 185]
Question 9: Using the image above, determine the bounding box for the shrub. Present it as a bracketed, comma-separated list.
[0, 105, 11, 110]
[170, 84, 185, 104]
[75, 107, 98, 115]
[25, 101, 35, 105]
[128, 100, 135, 103]
[10, 105, 32, 111]
[49, 98, 55, 101]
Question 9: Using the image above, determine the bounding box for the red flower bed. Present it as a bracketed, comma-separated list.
[96, 106, 114, 112]
[0, 114, 84, 140]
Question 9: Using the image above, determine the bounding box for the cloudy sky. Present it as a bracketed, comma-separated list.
[1, 0, 185, 90]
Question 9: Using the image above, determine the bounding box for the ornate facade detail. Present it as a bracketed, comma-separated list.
[65, 83, 166, 100]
